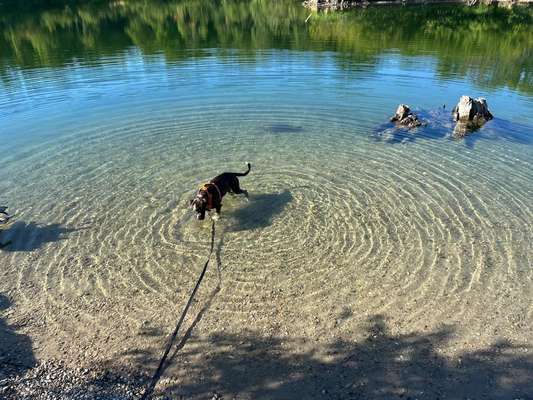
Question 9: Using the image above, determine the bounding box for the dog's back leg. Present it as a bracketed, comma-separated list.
[230, 178, 249, 198]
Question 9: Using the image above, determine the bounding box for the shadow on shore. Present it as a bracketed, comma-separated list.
[0, 293, 36, 381]
[0, 310, 533, 400]
[141, 315, 532, 399]
[9, 314, 527, 399]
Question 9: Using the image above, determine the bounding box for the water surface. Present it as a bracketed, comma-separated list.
[0, 1, 532, 397]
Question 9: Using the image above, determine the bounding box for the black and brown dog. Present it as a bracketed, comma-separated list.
[190, 163, 251, 220]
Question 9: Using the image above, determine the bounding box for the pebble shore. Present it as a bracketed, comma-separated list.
[0, 360, 152, 400]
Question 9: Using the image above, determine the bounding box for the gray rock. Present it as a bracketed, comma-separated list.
[452, 96, 493, 137]
[452, 95, 493, 123]
[390, 104, 422, 129]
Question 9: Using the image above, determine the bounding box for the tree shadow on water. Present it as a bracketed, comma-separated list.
[0, 293, 36, 381]
[0, 221, 79, 252]
[227, 190, 293, 232]
[462, 118, 533, 149]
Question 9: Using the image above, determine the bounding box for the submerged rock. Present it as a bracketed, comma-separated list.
[390, 104, 422, 129]
[267, 123, 304, 133]
[452, 96, 493, 137]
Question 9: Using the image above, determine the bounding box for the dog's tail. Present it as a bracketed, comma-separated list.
[233, 162, 251, 177]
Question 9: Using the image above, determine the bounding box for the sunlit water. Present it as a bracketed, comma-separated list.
[0, 0, 532, 382]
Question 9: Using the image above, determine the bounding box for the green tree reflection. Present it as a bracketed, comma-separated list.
[0, 0, 531, 93]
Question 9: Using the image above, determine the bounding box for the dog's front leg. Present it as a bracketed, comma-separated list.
[208, 205, 221, 221]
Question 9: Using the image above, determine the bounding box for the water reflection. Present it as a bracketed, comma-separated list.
[0, 1, 531, 94]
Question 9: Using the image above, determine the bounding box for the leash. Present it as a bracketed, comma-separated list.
[141, 219, 216, 400]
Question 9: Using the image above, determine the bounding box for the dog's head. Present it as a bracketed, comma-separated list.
[190, 192, 207, 220]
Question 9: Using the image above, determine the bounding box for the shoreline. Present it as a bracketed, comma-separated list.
[0, 359, 151, 400]
[304, 0, 533, 10]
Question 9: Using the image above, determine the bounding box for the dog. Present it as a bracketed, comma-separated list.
[190, 163, 251, 220]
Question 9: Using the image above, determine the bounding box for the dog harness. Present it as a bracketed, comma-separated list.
[198, 182, 223, 210]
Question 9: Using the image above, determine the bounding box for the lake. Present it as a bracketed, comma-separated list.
[0, 1, 532, 398]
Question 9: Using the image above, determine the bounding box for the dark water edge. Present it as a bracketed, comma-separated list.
[0, 0, 532, 96]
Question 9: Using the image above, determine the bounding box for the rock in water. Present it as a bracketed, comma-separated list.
[390, 104, 422, 129]
[452, 96, 493, 137]
[452, 96, 493, 122]
[391, 104, 411, 121]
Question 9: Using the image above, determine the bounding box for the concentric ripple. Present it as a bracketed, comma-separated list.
[1, 51, 532, 365]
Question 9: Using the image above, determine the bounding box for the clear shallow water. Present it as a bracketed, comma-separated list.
[0, 0, 533, 385]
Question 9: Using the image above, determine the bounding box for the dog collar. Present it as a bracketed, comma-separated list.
[198, 182, 222, 210]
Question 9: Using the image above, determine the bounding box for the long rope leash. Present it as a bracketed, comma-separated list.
[141, 219, 216, 400]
